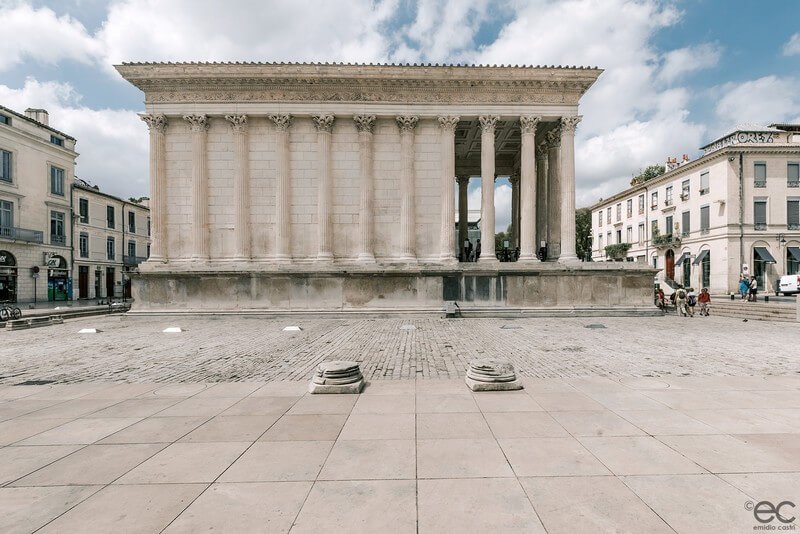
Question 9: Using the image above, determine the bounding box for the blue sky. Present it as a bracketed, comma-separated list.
[2, 0, 799, 232]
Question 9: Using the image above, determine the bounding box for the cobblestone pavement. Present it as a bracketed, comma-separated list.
[1, 314, 798, 384]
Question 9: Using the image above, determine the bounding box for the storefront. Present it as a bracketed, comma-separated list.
[0, 250, 17, 302]
[46, 254, 71, 301]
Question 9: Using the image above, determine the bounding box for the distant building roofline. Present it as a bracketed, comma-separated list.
[0, 104, 76, 141]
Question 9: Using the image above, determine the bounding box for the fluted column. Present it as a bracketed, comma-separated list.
[140, 114, 168, 262]
[313, 114, 335, 261]
[183, 114, 209, 260]
[438, 116, 459, 262]
[354, 115, 376, 262]
[457, 175, 469, 258]
[559, 115, 582, 262]
[479, 115, 499, 263]
[519, 116, 540, 261]
[269, 114, 292, 262]
[396, 116, 418, 261]
[225, 114, 250, 260]
[535, 141, 549, 253]
[546, 127, 562, 258]
[510, 174, 520, 248]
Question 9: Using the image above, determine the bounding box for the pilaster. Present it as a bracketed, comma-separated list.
[140, 113, 168, 262]
[225, 114, 250, 260]
[183, 114, 209, 261]
[313, 114, 335, 262]
[268, 114, 292, 262]
[354, 115, 376, 262]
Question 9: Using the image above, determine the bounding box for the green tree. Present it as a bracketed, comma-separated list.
[630, 164, 666, 186]
[575, 207, 592, 261]
[494, 224, 512, 253]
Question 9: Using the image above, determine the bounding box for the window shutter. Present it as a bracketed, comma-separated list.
[788, 201, 800, 227]
[754, 163, 766, 181]
[754, 201, 767, 225]
[700, 206, 709, 230]
[700, 172, 709, 190]
[682, 211, 690, 233]
[789, 163, 799, 182]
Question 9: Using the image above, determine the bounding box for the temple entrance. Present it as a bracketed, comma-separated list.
[665, 249, 675, 281]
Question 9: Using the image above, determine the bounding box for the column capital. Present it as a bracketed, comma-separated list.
[536, 141, 549, 160]
[479, 115, 500, 134]
[353, 115, 376, 133]
[560, 115, 582, 134]
[140, 113, 168, 133]
[438, 115, 460, 132]
[456, 175, 471, 186]
[268, 114, 293, 131]
[546, 127, 561, 149]
[519, 115, 541, 134]
[183, 114, 209, 132]
[225, 114, 248, 133]
[312, 114, 335, 133]
[509, 173, 520, 185]
[396, 115, 419, 132]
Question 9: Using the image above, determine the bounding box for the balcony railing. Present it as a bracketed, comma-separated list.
[123, 255, 148, 266]
[788, 224, 800, 231]
[0, 226, 44, 244]
[652, 233, 681, 248]
[50, 235, 66, 246]
[754, 181, 767, 188]
[754, 223, 767, 231]
[700, 228, 710, 235]
[788, 181, 800, 188]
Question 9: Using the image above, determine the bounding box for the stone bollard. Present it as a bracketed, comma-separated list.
[309, 361, 365, 394]
[465, 358, 523, 391]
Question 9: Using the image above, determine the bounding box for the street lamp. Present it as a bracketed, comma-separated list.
[777, 233, 787, 246]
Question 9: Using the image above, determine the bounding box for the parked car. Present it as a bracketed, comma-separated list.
[777, 274, 800, 296]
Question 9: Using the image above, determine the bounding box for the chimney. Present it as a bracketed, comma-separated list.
[666, 156, 678, 171]
[24, 108, 49, 126]
[682, 154, 689, 163]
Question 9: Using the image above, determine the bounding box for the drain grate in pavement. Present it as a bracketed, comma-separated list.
[15, 380, 55, 386]
[585, 324, 606, 329]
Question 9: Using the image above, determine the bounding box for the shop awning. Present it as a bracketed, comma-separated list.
[754, 247, 777, 264]
[692, 250, 709, 265]
[788, 247, 800, 262]
[674, 252, 690, 267]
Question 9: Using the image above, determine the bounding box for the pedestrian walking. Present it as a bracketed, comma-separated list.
[462, 238, 470, 262]
[749, 276, 758, 302]
[686, 288, 697, 317]
[675, 287, 688, 317]
[698, 287, 711, 316]
[739, 276, 749, 301]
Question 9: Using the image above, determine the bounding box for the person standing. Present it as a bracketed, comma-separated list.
[698, 287, 711, 316]
[739, 276, 749, 301]
[686, 288, 697, 317]
[475, 239, 482, 261]
[462, 238, 471, 262]
[749, 276, 758, 302]
[675, 286, 688, 317]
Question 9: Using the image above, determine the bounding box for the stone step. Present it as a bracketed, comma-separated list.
[709, 302, 796, 322]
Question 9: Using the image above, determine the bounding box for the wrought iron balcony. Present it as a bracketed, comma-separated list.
[50, 235, 66, 246]
[754, 181, 767, 188]
[754, 223, 767, 231]
[0, 226, 44, 244]
[123, 255, 148, 266]
[652, 233, 681, 248]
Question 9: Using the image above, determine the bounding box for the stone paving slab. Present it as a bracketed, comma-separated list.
[0, 377, 799, 533]
[1, 315, 800, 384]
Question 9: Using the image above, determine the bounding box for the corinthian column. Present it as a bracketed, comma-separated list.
[518, 115, 540, 261]
[313, 114, 335, 261]
[396, 116, 418, 261]
[559, 115, 582, 263]
[510, 173, 520, 248]
[479, 115, 499, 263]
[183, 114, 209, 261]
[354, 115, 376, 262]
[268, 114, 292, 261]
[438, 116, 459, 263]
[546, 127, 562, 258]
[225, 114, 250, 260]
[140, 113, 168, 262]
[536, 141, 549, 253]
[457, 175, 469, 259]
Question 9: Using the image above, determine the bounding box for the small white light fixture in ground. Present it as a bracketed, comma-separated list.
[78, 328, 100, 334]
[163, 327, 183, 333]
[283, 326, 302, 332]
[400, 324, 416, 330]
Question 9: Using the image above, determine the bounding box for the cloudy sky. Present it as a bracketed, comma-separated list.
[2, 0, 799, 232]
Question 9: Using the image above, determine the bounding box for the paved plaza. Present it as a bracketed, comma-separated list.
[1, 315, 799, 384]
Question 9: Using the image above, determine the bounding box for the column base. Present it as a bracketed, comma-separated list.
[397, 254, 418, 263]
[439, 255, 458, 265]
[517, 254, 540, 262]
[559, 254, 580, 264]
[273, 254, 292, 264]
[317, 252, 334, 263]
[478, 256, 499, 265]
[356, 253, 376, 263]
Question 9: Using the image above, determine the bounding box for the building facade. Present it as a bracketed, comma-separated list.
[0, 105, 77, 303]
[591, 125, 800, 294]
[117, 62, 655, 313]
[72, 181, 150, 300]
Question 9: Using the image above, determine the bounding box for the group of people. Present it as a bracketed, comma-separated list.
[461, 238, 481, 262]
[738, 275, 759, 302]
[656, 286, 711, 317]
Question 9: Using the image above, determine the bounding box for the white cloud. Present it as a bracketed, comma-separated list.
[0, 78, 148, 198]
[0, 2, 102, 71]
[783, 33, 800, 56]
[467, 181, 512, 233]
[658, 43, 721, 84]
[714, 75, 800, 128]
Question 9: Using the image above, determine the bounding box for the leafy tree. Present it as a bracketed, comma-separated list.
[494, 224, 513, 253]
[575, 207, 593, 261]
[630, 164, 666, 186]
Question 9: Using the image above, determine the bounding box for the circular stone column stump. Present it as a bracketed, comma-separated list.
[308, 360, 366, 394]
[465, 358, 523, 391]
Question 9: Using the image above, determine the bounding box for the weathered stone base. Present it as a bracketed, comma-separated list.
[128, 263, 657, 315]
[465, 378, 523, 391]
[308, 379, 365, 394]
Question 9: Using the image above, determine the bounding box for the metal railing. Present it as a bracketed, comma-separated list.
[123, 255, 148, 266]
[50, 235, 66, 246]
[754, 181, 767, 188]
[0, 226, 44, 244]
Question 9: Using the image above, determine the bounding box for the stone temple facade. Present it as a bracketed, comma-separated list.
[117, 62, 655, 314]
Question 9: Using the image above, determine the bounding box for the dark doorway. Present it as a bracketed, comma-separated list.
[682, 258, 691, 288]
[665, 249, 675, 281]
[106, 267, 115, 299]
[701, 252, 711, 288]
[78, 266, 89, 299]
[0, 250, 17, 302]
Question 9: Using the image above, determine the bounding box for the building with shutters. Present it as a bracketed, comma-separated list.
[590, 124, 800, 294]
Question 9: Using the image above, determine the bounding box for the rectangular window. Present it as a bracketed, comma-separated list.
[700, 205, 710, 233]
[50, 211, 65, 245]
[787, 200, 800, 230]
[128, 240, 136, 258]
[700, 171, 709, 194]
[50, 166, 64, 196]
[754, 200, 767, 230]
[666, 215, 674, 235]
[681, 179, 690, 200]
[638, 223, 645, 245]
[79, 198, 89, 223]
[626, 199, 633, 218]
[638, 194, 645, 214]
[598, 234, 603, 250]
[606, 207, 611, 223]
[665, 186, 673, 205]
[0, 114, 9, 125]
[606, 231, 611, 246]
[681, 211, 690, 237]
[50, 135, 63, 146]
[615, 229, 622, 244]
[107, 236, 115, 260]
[0, 150, 11, 183]
[107, 205, 115, 229]
[0, 200, 13, 231]
[79, 233, 89, 258]
[651, 220, 658, 236]
[616, 203, 621, 221]
[651, 191, 658, 209]
[788, 163, 800, 187]
[626, 226, 632, 243]
[754, 162, 767, 187]
[128, 211, 136, 233]
[597, 211, 603, 227]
